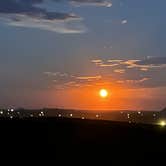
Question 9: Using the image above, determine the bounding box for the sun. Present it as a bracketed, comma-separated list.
[99, 89, 108, 98]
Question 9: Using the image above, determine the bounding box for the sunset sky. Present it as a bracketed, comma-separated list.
[0, 0, 166, 110]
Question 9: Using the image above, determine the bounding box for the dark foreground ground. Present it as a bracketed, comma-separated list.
[0, 117, 166, 162]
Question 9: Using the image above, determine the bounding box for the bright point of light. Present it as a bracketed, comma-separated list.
[127, 113, 130, 119]
[40, 112, 44, 116]
[70, 114, 73, 117]
[160, 121, 166, 127]
[96, 114, 99, 118]
[58, 114, 62, 117]
[138, 111, 141, 114]
[99, 89, 108, 98]
[0, 111, 3, 114]
[81, 117, 85, 119]
[11, 109, 14, 112]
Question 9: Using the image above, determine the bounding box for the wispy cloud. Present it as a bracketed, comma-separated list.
[91, 59, 121, 67]
[0, 0, 86, 33]
[76, 75, 102, 80]
[91, 59, 103, 63]
[0, 0, 114, 33]
[44, 72, 69, 77]
[92, 57, 166, 71]
[44, 57, 166, 89]
[44, 71, 102, 89]
[70, 0, 112, 7]
[114, 69, 125, 74]
[117, 77, 150, 84]
[121, 57, 166, 70]
[121, 19, 127, 24]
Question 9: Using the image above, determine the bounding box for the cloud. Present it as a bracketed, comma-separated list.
[0, 0, 86, 33]
[117, 77, 150, 84]
[92, 57, 166, 71]
[44, 72, 69, 77]
[126, 78, 150, 84]
[76, 75, 102, 80]
[44, 57, 166, 89]
[91, 59, 102, 63]
[44, 71, 102, 89]
[91, 57, 166, 88]
[121, 19, 127, 24]
[91, 59, 121, 67]
[121, 57, 166, 70]
[70, 0, 112, 7]
[114, 69, 125, 74]
[99, 64, 119, 67]
[0, 0, 114, 33]
[107, 60, 123, 63]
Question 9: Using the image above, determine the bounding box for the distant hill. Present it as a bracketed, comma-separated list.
[161, 107, 166, 112]
[160, 107, 166, 117]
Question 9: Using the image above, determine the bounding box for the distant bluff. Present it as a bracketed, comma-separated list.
[160, 107, 166, 117]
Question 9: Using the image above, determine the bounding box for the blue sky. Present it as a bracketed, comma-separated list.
[0, 0, 166, 110]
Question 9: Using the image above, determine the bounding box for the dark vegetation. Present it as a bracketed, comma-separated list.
[0, 117, 166, 162]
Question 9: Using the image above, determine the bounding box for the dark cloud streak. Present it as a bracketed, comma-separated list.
[0, 0, 78, 20]
[0, 0, 87, 33]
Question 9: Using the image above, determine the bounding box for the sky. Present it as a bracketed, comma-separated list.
[0, 0, 166, 111]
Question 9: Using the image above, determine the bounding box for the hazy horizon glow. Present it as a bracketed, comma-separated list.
[0, 0, 166, 111]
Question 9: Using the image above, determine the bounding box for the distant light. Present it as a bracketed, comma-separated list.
[58, 114, 62, 117]
[39, 113, 42, 117]
[8, 109, 10, 112]
[11, 109, 14, 112]
[138, 111, 141, 114]
[70, 114, 73, 117]
[81, 117, 85, 119]
[96, 114, 99, 118]
[153, 114, 156, 117]
[40, 111, 44, 116]
[30, 114, 34, 117]
[10, 116, 13, 119]
[0, 111, 3, 114]
[160, 121, 166, 127]
[120, 112, 123, 114]
[127, 113, 130, 119]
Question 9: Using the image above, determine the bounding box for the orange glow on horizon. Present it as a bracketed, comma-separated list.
[40, 82, 166, 111]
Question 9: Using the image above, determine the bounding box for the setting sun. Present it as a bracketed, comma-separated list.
[99, 89, 108, 98]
